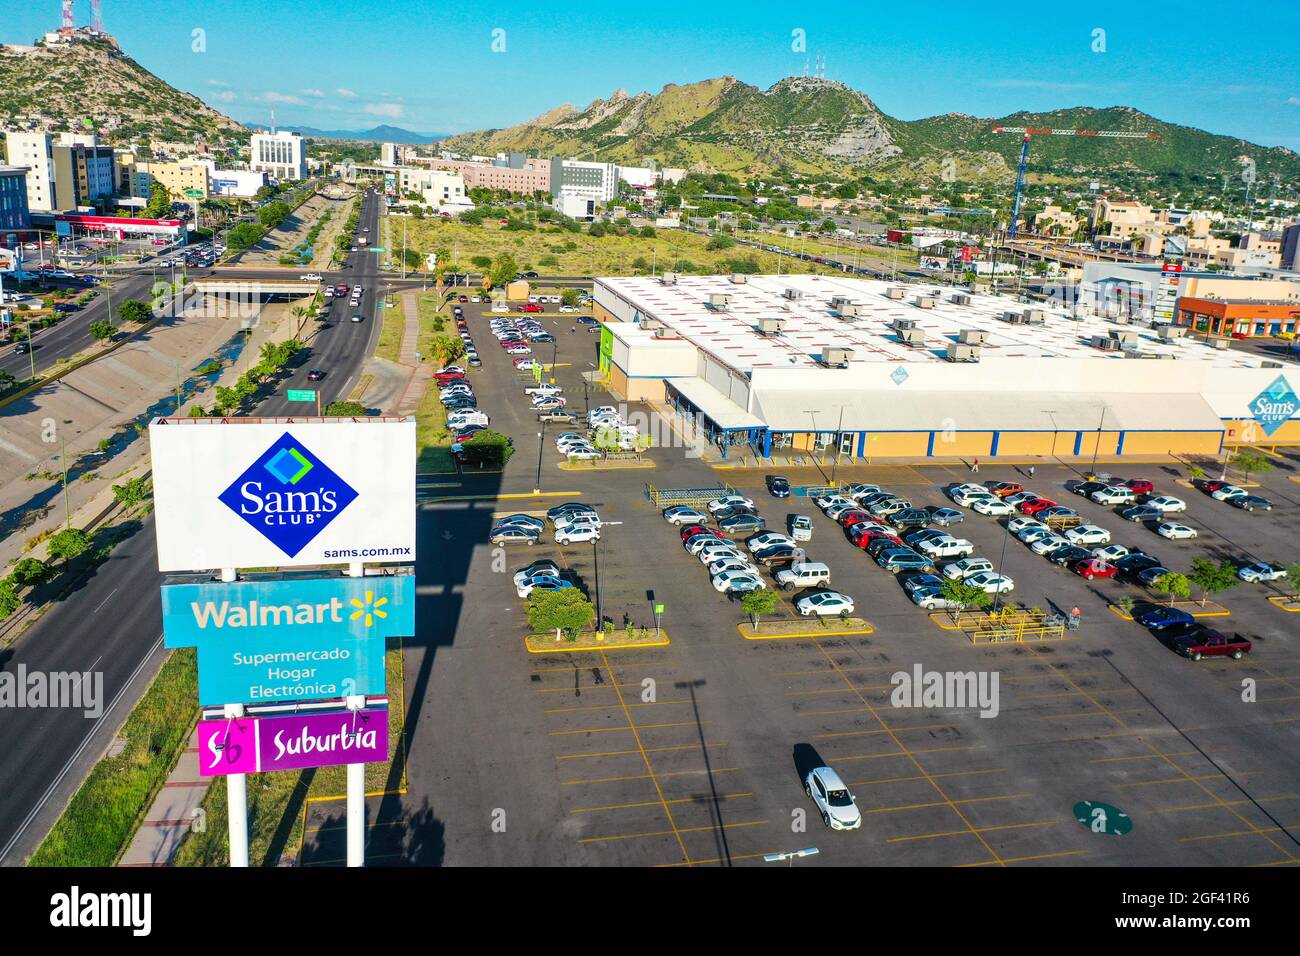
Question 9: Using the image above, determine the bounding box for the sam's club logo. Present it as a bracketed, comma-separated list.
[1249, 375, 1298, 437]
[218, 433, 358, 557]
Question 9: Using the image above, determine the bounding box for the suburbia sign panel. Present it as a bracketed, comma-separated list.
[162, 574, 413, 706]
[197, 708, 389, 776]
[148, 419, 415, 571]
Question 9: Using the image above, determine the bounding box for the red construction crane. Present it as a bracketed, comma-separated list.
[992, 125, 1160, 238]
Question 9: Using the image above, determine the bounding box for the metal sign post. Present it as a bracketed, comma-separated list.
[654, 602, 664, 636]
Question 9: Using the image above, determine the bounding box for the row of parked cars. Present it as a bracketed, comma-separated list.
[664, 497, 856, 616]
[450, 305, 483, 368]
[1192, 478, 1273, 512]
[489, 501, 603, 550]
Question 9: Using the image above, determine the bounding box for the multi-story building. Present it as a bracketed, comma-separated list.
[1282, 222, 1300, 272]
[119, 157, 211, 199]
[0, 166, 32, 235]
[5, 132, 56, 211]
[6, 132, 115, 211]
[415, 156, 550, 194]
[550, 159, 618, 217]
[1031, 204, 1081, 236]
[249, 130, 307, 181]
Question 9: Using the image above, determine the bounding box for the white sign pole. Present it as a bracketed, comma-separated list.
[345, 559, 366, 867]
[219, 567, 250, 868]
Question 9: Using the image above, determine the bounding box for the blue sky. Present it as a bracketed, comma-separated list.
[6, 0, 1300, 147]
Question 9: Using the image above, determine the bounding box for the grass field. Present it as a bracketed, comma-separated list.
[375, 291, 404, 364]
[386, 216, 849, 278]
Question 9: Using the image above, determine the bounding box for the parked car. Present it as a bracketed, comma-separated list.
[719, 513, 766, 534]
[1171, 627, 1252, 661]
[1156, 522, 1198, 540]
[1136, 566, 1173, 588]
[930, 507, 965, 527]
[1121, 505, 1164, 523]
[1046, 544, 1092, 567]
[789, 515, 814, 542]
[1238, 562, 1287, 583]
[707, 495, 755, 515]
[990, 482, 1024, 498]
[711, 570, 766, 593]
[664, 506, 710, 526]
[943, 557, 994, 580]
[1142, 495, 1187, 513]
[917, 535, 975, 559]
[556, 524, 601, 545]
[1209, 484, 1245, 501]
[1091, 486, 1137, 505]
[889, 508, 931, 530]
[1066, 525, 1112, 547]
[746, 532, 795, 553]
[1029, 534, 1071, 556]
[971, 497, 1014, 516]
[1074, 558, 1117, 580]
[1114, 552, 1161, 576]
[1070, 481, 1110, 498]
[775, 562, 832, 590]
[493, 514, 545, 533]
[512, 559, 560, 588]
[795, 590, 855, 616]
[844, 483, 882, 502]
[766, 475, 791, 498]
[516, 575, 575, 599]
[804, 766, 861, 831]
[489, 526, 539, 546]
[754, 545, 802, 567]
[1124, 479, 1155, 495]
[964, 571, 1015, 594]
[1135, 606, 1195, 631]
[876, 548, 935, 574]
[1228, 495, 1272, 513]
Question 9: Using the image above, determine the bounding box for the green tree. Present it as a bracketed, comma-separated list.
[226, 222, 262, 250]
[10, 557, 51, 588]
[117, 299, 152, 324]
[1187, 557, 1240, 607]
[459, 429, 513, 468]
[1186, 464, 1206, 480]
[939, 577, 991, 623]
[47, 528, 91, 566]
[0, 578, 19, 620]
[705, 233, 734, 251]
[88, 320, 117, 342]
[640, 226, 657, 238]
[1230, 449, 1273, 484]
[527, 588, 595, 641]
[740, 589, 778, 629]
[1152, 571, 1191, 607]
[587, 222, 607, 238]
[489, 253, 519, 286]
[144, 182, 172, 218]
[323, 401, 367, 416]
[1285, 563, 1300, 598]
[111, 477, 151, 509]
[258, 201, 292, 229]
[0, 369, 16, 391]
[470, 255, 492, 269]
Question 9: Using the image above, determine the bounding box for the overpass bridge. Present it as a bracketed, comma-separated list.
[188, 276, 321, 299]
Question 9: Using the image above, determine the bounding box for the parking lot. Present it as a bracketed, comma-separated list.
[350, 297, 1300, 867]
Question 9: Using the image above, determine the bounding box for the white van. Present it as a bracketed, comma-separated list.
[774, 562, 831, 590]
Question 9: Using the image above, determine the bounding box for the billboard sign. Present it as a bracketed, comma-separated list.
[149, 418, 416, 571]
[162, 573, 412, 706]
[197, 708, 389, 776]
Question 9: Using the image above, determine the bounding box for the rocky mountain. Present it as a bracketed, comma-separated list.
[440, 76, 1300, 186]
[277, 123, 443, 144]
[0, 36, 247, 146]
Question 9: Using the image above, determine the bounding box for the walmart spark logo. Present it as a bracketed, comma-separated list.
[350, 590, 389, 627]
[264, 446, 313, 485]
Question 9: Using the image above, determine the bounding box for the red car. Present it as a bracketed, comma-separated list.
[1020, 497, 1059, 515]
[522, 302, 543, 313]
[1124, 479, 1155, 495]
[458, 295, 468, 302]
[1173, 628, 1252, 660]
[837, 509, 873, 528]
[1196, 479, 1228, 495]
[851, 529, 901, 550]
[434, 372, 465, 386]
[1074, 558, 1117, 580]
[679, 524, 718, 541]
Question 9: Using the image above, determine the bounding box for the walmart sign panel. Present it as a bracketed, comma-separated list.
[162, 573, 414, 706]
[148, 418, 416, 572]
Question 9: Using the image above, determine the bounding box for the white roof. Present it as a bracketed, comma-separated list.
[667, 377, 764, 430]
[596, 274, 1294, 375]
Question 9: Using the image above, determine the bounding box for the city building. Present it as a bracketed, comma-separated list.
[119, 158, 211, 199]
[0, 166, 32, 235]
[7, 132, 115, 211]
[1031, 204, 1081, 236]
[1283, 222, 1300, 272]
[590, 273, 1299, 460]
[380, 142, 403, 166]
[1175, 298, 1300, 339]
[419, 156, 550, 194]
[249, 130, 307, 181]
[550, 159, 618, 216]
[5, 132, 56, 211]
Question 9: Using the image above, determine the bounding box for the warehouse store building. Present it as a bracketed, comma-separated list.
[591, 274, 1300, 461]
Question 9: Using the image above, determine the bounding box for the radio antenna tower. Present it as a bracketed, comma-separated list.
[92, 0, 104, 31]
[61, 0, 75, 31]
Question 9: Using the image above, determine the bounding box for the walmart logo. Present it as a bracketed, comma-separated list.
[1249, 375, 1298, 437]
[218, 432, 358, 558]
[350, 590, 390, 627]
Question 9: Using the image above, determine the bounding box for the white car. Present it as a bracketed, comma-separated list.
[947, 483, 985, 500]
[559, 305, 576, 313]
[707, 495, 754, 515]
[804, 766, 862, 831]
[795, 591, 855, 617]
[525, 384, 562, 397]
[1066, 525, 1112, 546]
[516, 574, 573, 599]
[965, 571, 1015, 594]
[943, 557, 995, 580]
[554, 511, 601, 532]
[506, 345, 532, 355]
[951, 488, 996, 508]
[1091, 486, 1136, 505]
[555, 524, 600, 545]
[1211, 485, 1246, 501]
[663, 506, 709, 526]
[564, 447, 601, 460]
[824, 500, 860, 521]
[746, 532, 795, 553]
[1007, 516, 1046, 535]
[1145, 496, 1187, 513]
[708, 557, 760, 577]
[300, 272, 322, 281]
[512, 560, 560, 588]
[711, 570, 766, 593]
[1029, 534, 1071, 556]
[917, 536, 975, 559]
[1016, 525, 1055, 544]
[844, 483, 882, 502]
[971, 497, 1013, 516]
[1238, 562, 1287, 583]
[1156, 522, 1198, 540]
[814, 494, 854, 512]
[697, 544, 745, 564]
[1091, 544, 1130, 563]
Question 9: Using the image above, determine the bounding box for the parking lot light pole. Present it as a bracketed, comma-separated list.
[593, 520, 623, 627]
[763, 847, 819, 866]
[992, 516, 1012, 615]
[534, 428, 544, 495]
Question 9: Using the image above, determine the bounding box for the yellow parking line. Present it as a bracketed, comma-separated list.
[958, 849, 1088, 867]
[543, 698, 691, 715]
[886, 820, 1055, 844]
[547, 720, 708, 737]
[851, 768, 1006, 787]
[562, 767, 740, 787]
[863, 793, 1032, 815]
[555, 742, 726, 760]
[1180, 823, 1300, 843]
[835, 744, 974, 763]
[1090, 751, 1197, 764]
[1038, 706, 1149, 720]
[655, 849, 779, 867]
[1157, 796, 1296, 814]
[1121, 771, 1261, 788]
[571, 792, 753, 814]
[814, 722, 959, 740]
[578, 819, 768, 844]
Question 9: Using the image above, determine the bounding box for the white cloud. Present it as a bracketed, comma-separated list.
[986, 79, 1097, 92]
[207, 79, 230, 88]
[1288, 96, 1300, 106]
[263, 91, 303, 105]
[213, 91, 237, 103]
[301, 88, 325, 98]
[364, 102, 404, 119]
[336, 88, 357, 98]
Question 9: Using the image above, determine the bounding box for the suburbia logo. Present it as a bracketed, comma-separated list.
[218, 433, 358, 557]
[1249, 375, 1299, 437]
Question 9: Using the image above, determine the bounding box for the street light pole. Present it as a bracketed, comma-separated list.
[1089, 406, 1106, 477]
[533, 428, 544, 495]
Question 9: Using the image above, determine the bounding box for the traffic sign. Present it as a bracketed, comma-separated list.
[286, 389, 317, 402]
[368, 247, 385, 253]
[183, 188, 205, 200]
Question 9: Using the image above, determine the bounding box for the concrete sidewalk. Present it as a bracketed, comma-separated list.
[118, 727, 208, 867]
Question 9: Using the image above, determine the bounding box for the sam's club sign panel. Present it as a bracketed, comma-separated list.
[148, 418, 415, 571]
[162, 574, 414, 706]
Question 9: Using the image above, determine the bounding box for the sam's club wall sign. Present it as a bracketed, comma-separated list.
[162, 573, 413, 706]
[1249, 375, 1298, 437]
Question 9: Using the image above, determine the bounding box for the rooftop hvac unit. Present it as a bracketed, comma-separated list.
[729, 273, 748, 284]
[1090, 335, 1121, 351]
[758, 318, 786, 335]
[886, 287, 906, 300]
[1156, 325, 1186, 341]
[659, 271, 679, 285]
[1109, 329, 1139, 345]
[830, 296, 851, 308]
[946, 342, 981, 363]
[708, 293, 729, 309]
[950, 293, 971, 305]
[1262, 360, 1283, 368]
[959, 328, 988, 345]
[640, 318, 662, 331]
[838, 304, 861, 317]
[1003, 311, 1028, 325]
[900, 328, 927, 347]
[893, 318, 918, 332]
[654, 327, 681, 339]
[783, 288, 804, 300]
[915, 295, 937, 309]
[1212, 338, 1230, 350]
[1022, 308, 1046, 324]
[820, 347, 853, 368]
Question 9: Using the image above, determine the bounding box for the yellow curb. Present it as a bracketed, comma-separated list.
[558, 460, 656, 471]
[1108, 605, 1135, 621]
[1266, 596, 1300, 612]
[424, 491, 582, 502]
[737, 621, 874, 641]
[1188, 608, 1232, 618]
[526, 632, 670, 653]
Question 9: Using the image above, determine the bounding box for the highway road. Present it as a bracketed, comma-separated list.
[0, 188, 388, 864]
